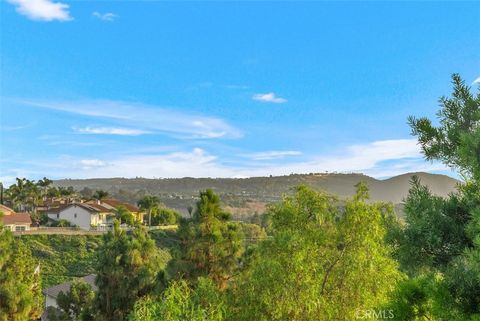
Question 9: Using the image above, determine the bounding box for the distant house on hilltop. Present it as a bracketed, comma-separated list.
[46, 199, 143, 230]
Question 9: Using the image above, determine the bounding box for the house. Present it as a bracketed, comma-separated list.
[1, 212, 32, 231]
[87, 198, 145, 222]
[47, 203, 114, 230]
[42, 274, 97, 321]
[0, 204, 16, 215]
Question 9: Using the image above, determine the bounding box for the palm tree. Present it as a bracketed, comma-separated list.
[137, 195, 159, 227]
[36, 177, 53, 202]
[25, 180, 41, 213]
[6, 178, 29, 211]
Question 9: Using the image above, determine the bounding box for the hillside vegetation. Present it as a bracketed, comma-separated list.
[55, 172, 458, 216]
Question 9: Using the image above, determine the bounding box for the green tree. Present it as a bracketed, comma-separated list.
[6, 178, 41, 214]
[94, 221, 166, 321]
[392, 74, 480, 320]
[128, 277, 226, 321]
[92, 190, 109, 201]
[173, 189, 244, 289]
[137, 195, 160, 227]
[396, 176, 472, 274]
[115, 206, 135, 226]
[58, 186, 77, 202]
[151, 207, 180, 226]
[48, 279, 95, 321]
[0, 213, 43, 321]
[230, 185, 401, 321]
[37, 177, 53, 201]
[408, 74, 480, 180]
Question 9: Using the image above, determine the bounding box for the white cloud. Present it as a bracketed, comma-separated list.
[473, 77, 480, 85]
[247, 150, 302, 160]
[7, 0, 72, 21]
[19, 139, 449, 182]
[71, 148, 235, 178]
[15, 98, 242, 139]
[74, 126, 149, 136]
[92, 11, 117, 22]
[78, 159, 108, 170]
[252, 93, 287, 104]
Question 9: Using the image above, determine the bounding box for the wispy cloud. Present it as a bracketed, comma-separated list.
[92, 11, 118, 22]
[246, 150, 302, 160]
[252, 92, 287, 104]
[0, 123, 35, 131]
[7, 0, 72, 21]
[74, 126, 149, 136]
[14, 98, 242, 139]
[10, 139, 449, 184]
[473, 77, 480, 85]
[79, 159, 108, 170]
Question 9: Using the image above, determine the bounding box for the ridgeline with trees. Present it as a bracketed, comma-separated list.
[0, 74, 479, 320]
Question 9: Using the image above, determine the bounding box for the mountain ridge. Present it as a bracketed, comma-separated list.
[54, 172, 459, 217]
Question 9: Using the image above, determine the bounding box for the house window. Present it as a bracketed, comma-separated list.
[15, 226, 26, 232]
[74, 213, 77, 218]
[57, 213, 59, 219]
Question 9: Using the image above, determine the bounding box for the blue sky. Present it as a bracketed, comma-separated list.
[0, 1, 479, 185]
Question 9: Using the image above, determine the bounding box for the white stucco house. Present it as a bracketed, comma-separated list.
[47, 202, 114, 230]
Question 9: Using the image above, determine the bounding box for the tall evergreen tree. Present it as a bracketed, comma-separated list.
[94, 221, 165, 321]
[392, 74, 480, 320]
[173, 189, 244, 289]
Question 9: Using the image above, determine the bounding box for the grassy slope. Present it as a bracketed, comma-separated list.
[21, 234, 101, 289]
[21, 233, 172, 289]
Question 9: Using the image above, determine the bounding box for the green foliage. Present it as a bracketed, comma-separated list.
[173, 189, 244, 289]
[0, 214, 43, 321]
[5, 177, 41, 214]
[115, 205, 136, 226]
[94, 222, 168, 321]
[151, 207, 180, 226]
[92, 190, 109, 201]
[396, 177, 472, 274]
[49, 279, 96, 321]
[238, 222, 267, 243]
[128, 278, 226, 321]
[230, 184, 401, 321]
[408, 74, 480, 180]
[137, 195, 160, 226]
[394, 74, 480, 319]
[22, 234, 101, 288]
[383, 274, 452, 321]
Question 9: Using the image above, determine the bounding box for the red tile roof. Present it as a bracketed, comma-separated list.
[1, 213, 32, 225]
[101, 199, 140, 212]
[0, 204, 15, 215]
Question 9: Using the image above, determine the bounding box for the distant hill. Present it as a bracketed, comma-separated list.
[55, 172, 459, 219]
